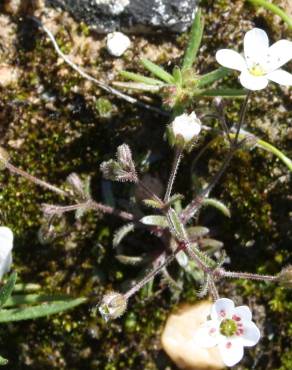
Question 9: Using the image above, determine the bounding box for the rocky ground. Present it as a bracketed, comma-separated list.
[0, 0, 291, 369]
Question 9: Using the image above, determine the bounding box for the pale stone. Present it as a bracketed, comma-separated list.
[161, 301, 225, 370]
[106, 32, 131, 57]
[0, 64, 19, 86]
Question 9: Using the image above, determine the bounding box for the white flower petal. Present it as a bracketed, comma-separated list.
[0, 252, 12, 280]
[211, 298, 235, 320]
[216, 49, 246, 71]
[265, 40, 292, 72]
[242, 321, 261, 347]
[0, 226, 13, 251]
[267, 69, 292, 86]
[244, 28, 269, 67]
[239, 70, 269, 90]
[0, 227, 14, 280]
[233, 306, 252, 322]
[194, 320, 220, 348]
[219, 338, 244, 367]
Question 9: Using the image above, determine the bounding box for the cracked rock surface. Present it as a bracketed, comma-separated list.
[46, 0, 197, 33]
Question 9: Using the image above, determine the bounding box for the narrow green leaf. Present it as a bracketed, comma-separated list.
[167, 208, 187, 239]
[202, 198, 231, 217]
[257, 138, 292, 172]
[187, 226, 210, 238]
[140, 215, 168, 228]
[197, 88, 247, 97]
[0, 356, 8, 366]
[143, 199, 163, 209]
[0, 298, 86, 322]
[120, 70, 164, 85]
[141, 58, 175, 84]
[113, 81, 161, 92]
[3, 294, 70, 308]
[200, 238, 224, 249]
[113, 223, 135, 247]
[197, 67, 231, 88]
[0, 272, 17, 308]
[182, 8, 204, 70]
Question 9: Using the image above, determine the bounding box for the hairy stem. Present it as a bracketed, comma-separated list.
[164, 148, 183, 202]
[220, 269, 277, 282]
[7, 162, 135, 221]
[124, 252, 177, 300]
[7, 162, 67, 197]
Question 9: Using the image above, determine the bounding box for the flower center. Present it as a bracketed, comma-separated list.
[220, 319, 238, 337]
[249, 63, 266, 77]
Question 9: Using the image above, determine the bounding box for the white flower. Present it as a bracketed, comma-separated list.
[194, 298, 260, 367]
[0, 226, 14, 280]
[106, 32, 131, 57]
[216, 28, 292, 90]
[168, 112, 201, 150]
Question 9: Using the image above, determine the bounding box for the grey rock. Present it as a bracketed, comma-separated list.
[45, 0, 197, 33]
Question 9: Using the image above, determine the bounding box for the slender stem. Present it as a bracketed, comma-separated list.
[221, 270, 277, 282]
[7, 162, 135, 221]
[181, 143, 239, 223]
[234, 91, 250, 144]
[31, 17, 168, 117]
[43, 200, 135, 221]
[7, 162, 67, 197]
[124, 252, 177, 300]
[208, 277, 219, 301]
[164, 148, 183, 202]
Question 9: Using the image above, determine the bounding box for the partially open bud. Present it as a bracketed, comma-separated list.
[277, 265, 292, 288]
[116, 144, 136, 175]
[99, 291, 128, 321]
[100, 144, 137, 182]
[167, 112, 201, 151]
[0, 147, 10, 170]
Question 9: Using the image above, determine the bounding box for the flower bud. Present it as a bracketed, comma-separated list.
[167, 112, 201, 151]
[116, 144, 136, 174]
[100, 144, 137, 182]
[277, 265, 292, 288]
[0, 147, 10, 170]
[99, 291, 127, 321]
